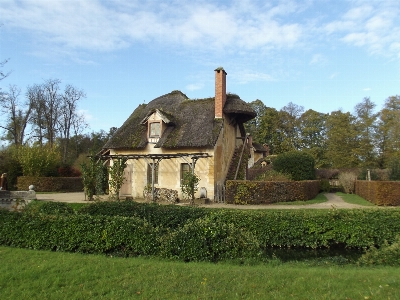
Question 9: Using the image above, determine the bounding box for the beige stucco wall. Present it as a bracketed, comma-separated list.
[110, 146, 214, 200]
[213, 115, 243, 185]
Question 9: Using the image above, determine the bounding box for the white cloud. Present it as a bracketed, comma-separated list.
[329, 72, 339, 79]
[0, 0, 304, 54]
[234, 70, 274, 84]
[186, 83, 204, 91]
[310, 54, 327, 66]
[324, 1, 400, 57]
[363, 88, 371, 91]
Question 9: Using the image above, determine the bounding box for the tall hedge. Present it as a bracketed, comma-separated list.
[273, 151, 316, 181]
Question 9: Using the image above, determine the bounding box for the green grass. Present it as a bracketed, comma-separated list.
[0, 246, 399, 299]
[272, 193, 328, 205]
[336, 192, 376, 206]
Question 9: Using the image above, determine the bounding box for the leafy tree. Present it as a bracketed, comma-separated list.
[257, 107, 280, 153]
[326, 110, 359, 168]
[17, 145, 61, 177]
[376, 96, 400, 168]
[272, 151, 315, 181]
[108, 158, 127, 200]
[388, 157, 400, 181]
[354, 97, 378, 168]
[299, 109, 328, 168]
[279, 102, 304, 151]
[245, 99, 267, 143]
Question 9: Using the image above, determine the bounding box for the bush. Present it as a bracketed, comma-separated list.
[79, 200, 209, 229]
[358, 235, 400, 266]
[160, 216, 261, 262]
[58, 165, 82, 177]
[273, 151, 315, 181]
[255, 169, 291, 181]
[17, 176, 83, 192]
[338, 172, 357, 194]
[319, 179, 330, 192]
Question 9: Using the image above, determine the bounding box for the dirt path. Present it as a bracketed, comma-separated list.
[36, 192, 376, 209]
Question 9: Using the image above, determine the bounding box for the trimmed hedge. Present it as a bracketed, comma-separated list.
[225, 180, 320, 204]
[79, 200, 210, 229]
[17, 176, 84, 192]
[2, 202, 400, 262]
[356, 180, 400, 206]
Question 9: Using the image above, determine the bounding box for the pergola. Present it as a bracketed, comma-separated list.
[100, 152, 212, 201]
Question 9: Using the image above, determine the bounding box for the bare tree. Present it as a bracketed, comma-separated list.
[58, 84, 86, 163]
[0, 85, 33, 146]
[29, 79, 62, 147]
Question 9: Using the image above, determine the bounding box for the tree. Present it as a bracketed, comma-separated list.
[273, 151, 315, 181]
[354, 97, 378, 168]
[0, 85, 33, 146]
[108, 158, 127, 200]
[376, 96, 400, 167]
[278, 102, 304, 152]
[181, 171, 200, 205]
[17, 145, 61, 177]
[299, 109, 328, 168]
[257, 107, 280, 153]
[245, 99, 267, 143]
[81, 156, 103, 201]
[58, 84, 86, 163]
[0, 58, 10, 82]
[326, 110, 359, 168]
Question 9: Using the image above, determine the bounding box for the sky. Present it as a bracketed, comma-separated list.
[1, 0, 400, 133]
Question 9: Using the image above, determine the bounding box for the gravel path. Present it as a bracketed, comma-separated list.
[36, 192, 375, 209]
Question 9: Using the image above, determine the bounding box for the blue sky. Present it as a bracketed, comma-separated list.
[1, 0, 400, 133]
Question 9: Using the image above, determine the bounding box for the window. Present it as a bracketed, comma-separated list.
[149, 122, 161, 137]
[147, 163, 159, 185]
[180, 163, 190, 185]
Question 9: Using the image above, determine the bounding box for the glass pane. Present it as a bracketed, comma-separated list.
[150, 123, 160, 137]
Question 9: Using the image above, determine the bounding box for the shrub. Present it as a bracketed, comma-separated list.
[273, 151, 315, 181]
[319, 179, 330, 192]
[338, 172, 357, 193]
[358, 235, 400, 266]
[58, 165, 82, 177]
[255, 169, 291, 181]
[160, 216, 261, 262]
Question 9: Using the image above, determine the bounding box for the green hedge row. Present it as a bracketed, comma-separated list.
[225, 180, 320, 204]
[356, 180, 400, 206]
[1, 203, 400, 262]
[17, 176, 84, 192]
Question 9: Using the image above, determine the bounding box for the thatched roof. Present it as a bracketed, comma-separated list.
[103, 91, 256, 150]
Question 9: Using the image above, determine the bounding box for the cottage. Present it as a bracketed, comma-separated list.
[101, 68, 256, 201]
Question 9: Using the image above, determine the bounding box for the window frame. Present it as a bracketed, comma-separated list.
[149, 122, 161, 138]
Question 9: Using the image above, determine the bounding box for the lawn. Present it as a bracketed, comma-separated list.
[336, 192, 376, 206]
[273, 193, 328, 205]
[1, 246, 399, 299]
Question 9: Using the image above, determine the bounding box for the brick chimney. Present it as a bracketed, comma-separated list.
[215, 67, 227, 118]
